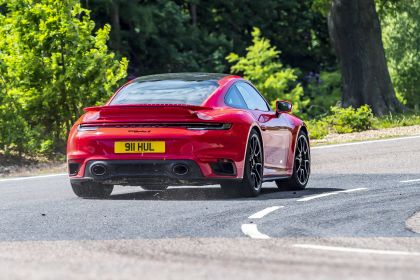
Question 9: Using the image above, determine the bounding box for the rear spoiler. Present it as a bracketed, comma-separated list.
[83, 104, 213, 113]
[82, 104, 214, 122]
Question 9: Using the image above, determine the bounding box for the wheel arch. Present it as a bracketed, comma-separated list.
[299, 123, 309, 140]
[251, 125, 263, 142]
[294, 123, 310, 153]
[289, 123, 310, 173]
[240, 124, 264, 178]
[251, 124, 264, 167]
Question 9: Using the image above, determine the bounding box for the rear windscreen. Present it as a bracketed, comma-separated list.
[110, 80, 219, 105]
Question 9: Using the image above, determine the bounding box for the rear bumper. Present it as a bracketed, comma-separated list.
[69, 159, 241, 186]
[67, 124, 251, 180]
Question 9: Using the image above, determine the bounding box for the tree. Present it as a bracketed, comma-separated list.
[0, 0, 127, 154]
[328, 0, 403, 115]
[226, 28, 307, 114]
[380, 0, 420, 110]
[86, 0, 335, 76]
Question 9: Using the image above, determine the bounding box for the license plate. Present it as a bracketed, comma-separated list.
[114, 141, 165, 153]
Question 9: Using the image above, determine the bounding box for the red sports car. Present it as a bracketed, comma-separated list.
[67, 73, 310, 198]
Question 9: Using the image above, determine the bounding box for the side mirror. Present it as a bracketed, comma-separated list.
[276, 100, 292, 116]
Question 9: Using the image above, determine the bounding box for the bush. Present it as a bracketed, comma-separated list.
[307, 105, 375, 139]
[0, 0, 127, 156]
[327, 105, 374, 134]
[307, 119, 329, 139]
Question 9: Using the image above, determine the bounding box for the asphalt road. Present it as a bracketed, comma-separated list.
[1, 136, 420, 279]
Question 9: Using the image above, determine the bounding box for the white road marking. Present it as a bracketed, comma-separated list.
[293, 244, 420, 256]
[297, 187, 367, 202]
[248, 206, 284, 219]
[400, 178, 420, 183]
[0, 173, 67, 183]
[241, 224, 270, 239]
[312, 135, 420, 150]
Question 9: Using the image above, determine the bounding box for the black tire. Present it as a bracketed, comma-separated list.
[276, 131, 310, 191]
[141, 185, 168, 191]
[221, 130, 263, 197]
[71, 182, 114, 198]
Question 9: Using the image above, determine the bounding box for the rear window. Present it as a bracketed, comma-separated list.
[110, 80, 219, 105]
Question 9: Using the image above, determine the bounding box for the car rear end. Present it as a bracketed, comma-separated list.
[67, 75, 249, 188]
[68, 107, 248, 186]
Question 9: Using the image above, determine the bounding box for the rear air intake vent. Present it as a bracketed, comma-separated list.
[210, 160, 236, 176]
[68, 163, 80, 176]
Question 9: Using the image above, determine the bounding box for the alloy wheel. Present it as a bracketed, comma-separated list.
[295, 135, 310, 185]
[249, 134, 263, 190]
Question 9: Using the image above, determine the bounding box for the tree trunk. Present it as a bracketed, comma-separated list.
[189, 3, 198, 26]
[328, 0, 403, 115]
[110, 0, 121, 52]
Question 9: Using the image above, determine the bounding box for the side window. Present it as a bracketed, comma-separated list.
[236, 83, 270, 111]
[224, 85, 248, 109]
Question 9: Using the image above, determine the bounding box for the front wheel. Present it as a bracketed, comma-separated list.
[71, 182, 114, 198]
[221, 130, 263, 197]
[276, 131, 310, 191]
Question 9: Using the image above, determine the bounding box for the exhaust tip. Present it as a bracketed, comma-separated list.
[91, 163, 107, 176]
[172, 164, 189, 176]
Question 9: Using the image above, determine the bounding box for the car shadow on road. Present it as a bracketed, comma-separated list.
[107, 186, 344, 201]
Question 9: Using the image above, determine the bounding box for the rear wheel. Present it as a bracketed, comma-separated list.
[276, 131, 310, 191]
[221, 130, 263, 197]
[71, 182, 114, 198]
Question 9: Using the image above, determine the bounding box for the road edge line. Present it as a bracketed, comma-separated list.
[312, 135, 420, 150]
[0, 173, 67, 183]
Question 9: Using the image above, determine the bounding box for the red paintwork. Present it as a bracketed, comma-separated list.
[67, 75, 306, 180]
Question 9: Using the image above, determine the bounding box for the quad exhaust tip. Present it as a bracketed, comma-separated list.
[90, 163, 107, 176]
[172, 164, 189, 176]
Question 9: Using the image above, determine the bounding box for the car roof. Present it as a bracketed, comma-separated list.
[133, 72, 230, 83]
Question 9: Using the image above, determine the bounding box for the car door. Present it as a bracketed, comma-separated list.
[235, 82, 293, 176]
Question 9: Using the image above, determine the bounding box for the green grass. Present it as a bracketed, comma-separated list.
[308, 112, 420, 140]
[372, 113, 420, 129]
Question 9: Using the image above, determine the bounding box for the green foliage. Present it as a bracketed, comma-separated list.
[306, 119, 329, 139]
[380, 0, 420, 110]
[372, 113, 420, 129]
[303, 71, 341, 118]
[226, 28, 307, 115]
[311, 0, 331, 16]
[0, 0, 127, 156]
[328, 105, 374, 134]
[87, 0, 335, 75]
[1, 0, 418, 156]
[39, 139, 55, 155]
[308, 105, 375, 139]
[309, 105, 420, 140]
[0, 94, 37, 155]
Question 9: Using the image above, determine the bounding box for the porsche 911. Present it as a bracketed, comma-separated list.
[67, 73, 310, 198]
